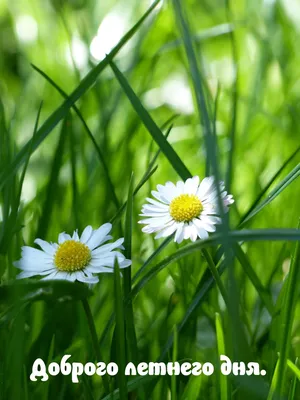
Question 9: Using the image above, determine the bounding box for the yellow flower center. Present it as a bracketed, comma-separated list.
[54, 240, 91, 272]
[169, 194, 203, 222]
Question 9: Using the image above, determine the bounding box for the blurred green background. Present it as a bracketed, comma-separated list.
[1, 0, 300, 399]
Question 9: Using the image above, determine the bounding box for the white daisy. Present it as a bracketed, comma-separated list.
[139, 176, 234, 244]
[14, 223, 132, 284]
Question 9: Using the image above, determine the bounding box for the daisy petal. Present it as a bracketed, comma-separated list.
[142, 204, 169, 213]
[176, 180, 185, 193]
[139, 211, 170, 217]
[34, 239, 56, 256]
[86, 265, 114, 273]
[58, 233, 72, 244]
[184, 176, 199, 194]
[86, 223, 112, 250]
[151, 190, 169, 204]
[139, 216, 172, 227]
[80, 225, 93, 244]
[21, 246, 52, 260]
[188, 223, 198, 242]
[142, 225, 159, 233]
[197, 176, 215, 199]
[145, 197, 169, 208]
[200, 215, 221, 225]
[17, 271, 38, 279]
[193, 220, 209, 239]
[119, 259, 132, 268]
[75, 271, 99, 284]
[183, 224, 192, 240]
[46, 271, 70, 280]
[157, 184, 177, 202]
[17, 268, 56, 279]
[65, 273, 77, 282]
[42, 271, 59, 280]
[14, 258, 55, 272]
[91, 238, 124, 256]
[174, 223, 184, 243]
[72, 230, 79, 241]
[154, 223, 177, 239]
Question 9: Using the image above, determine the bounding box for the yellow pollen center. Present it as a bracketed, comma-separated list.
[54, 240, 91, 272]
[169, 194, 203, 222]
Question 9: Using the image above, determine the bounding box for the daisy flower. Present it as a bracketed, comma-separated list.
[139, 176, 234, 243]
[14, 224, 131, 284]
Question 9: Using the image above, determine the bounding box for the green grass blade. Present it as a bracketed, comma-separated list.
[130, 229, 300, 301]
[110, 122, 173, 225]
[69, 119, 80, 229]
[22, 366, 29, 400]
[158, 259, 227, 361]
[31, 64, 120, 210]
[179, 373, 202, 400]
[101, 375, 156, 400]
[15, 103, 43, 213]
[215, 313, 228, 400]
[0, 0, 161, 192]
[110, 165, 158, 225]
[123, 174, 139, 363]
[287, 358, 299, 400]
[268, 357, 300, 400]
[159, 23, 234, 54]
[0, 97, 10, 237]
[240, 146, 300, 226]
[201, 248, 229, 306]
[109, 60, 191, 180]
[267, 359, 279, 400]
[0, 103, 42, 260]
[225, 0, 239, 193]
[82, 374, 96, 400]
[0, 96, 10, 169]
[171, 326, 178, 400]
[0, 280, 91, 307]
[132, 236, 173, 284]
[99, 236, 173, 352]
[113, 260, 128, 400]
[123, 174, 134, 294]
[81, 299, 110, 394]
[35, 117, 69, 240]
[103, 261, 227, 400]
[171, 2, 232, 328]
[239, 163, 300, 227]
[139, 123, 173, 187]
[287, 358, 300, 380]
[275, 222, 300, 398]
[233, 243, 274, 315]
[172, 0, 214, 175]
[44, 335, 55, 400]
